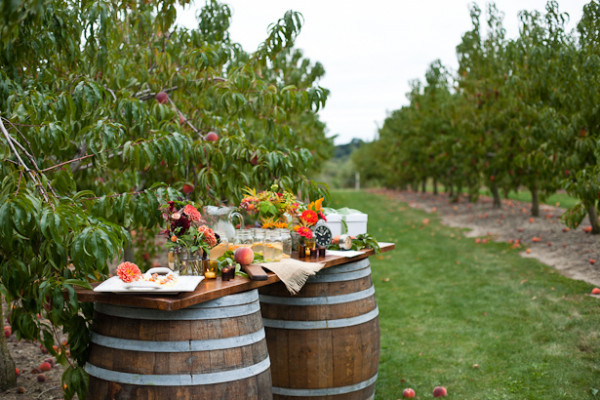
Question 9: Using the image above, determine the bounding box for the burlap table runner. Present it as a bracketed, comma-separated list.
[260, 258, 325, 294]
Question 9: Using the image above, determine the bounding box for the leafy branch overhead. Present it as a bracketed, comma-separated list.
[0, 0, 333, 398]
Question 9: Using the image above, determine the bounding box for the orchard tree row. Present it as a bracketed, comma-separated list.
[354, 0, 600, 233]
[0, 0, 332, 397]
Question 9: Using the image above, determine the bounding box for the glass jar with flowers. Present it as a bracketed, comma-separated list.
[161, 201, 219, 276]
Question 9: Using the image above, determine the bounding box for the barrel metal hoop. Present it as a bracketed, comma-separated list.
[259, 286, 375, 306]
[91, 328, 266, 353]
[94, 299, 260, 321]
[272, 372, 377, 396]
[85, 356, 271, 386]
[189, 289, 259, 309]
[315, 258, 370, 275]
[307, 265, 372, 283]
[262, 307, 378, 330]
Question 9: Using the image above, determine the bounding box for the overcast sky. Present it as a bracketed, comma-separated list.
[177, 1, 587, 145]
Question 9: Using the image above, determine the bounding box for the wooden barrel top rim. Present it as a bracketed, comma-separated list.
[307, 263, 372, 283]
[262, 306, 379, 330]
[312, 258, 370, 275]
[90, 328, 266, 352]
[271, 373, 378, 397]
[94, 298, 260, 321]
[259, 285, 375, 306]
[85, 356, 271, 386]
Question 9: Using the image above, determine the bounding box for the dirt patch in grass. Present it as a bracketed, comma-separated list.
[373, 188, 600, 287]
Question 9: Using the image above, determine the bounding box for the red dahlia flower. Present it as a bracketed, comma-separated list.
[300, 210, 318, 226]
[297, 226, 313, 239]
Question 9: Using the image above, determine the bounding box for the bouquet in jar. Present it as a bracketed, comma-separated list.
[161, 201, 219, 275]
[238, 184, 298, 229]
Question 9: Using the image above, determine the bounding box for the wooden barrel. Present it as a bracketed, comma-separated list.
[259, 258, 380, 400]
[85, 289, 272, 400]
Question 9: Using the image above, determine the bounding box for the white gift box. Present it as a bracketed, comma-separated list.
[323, 210, 368, 237]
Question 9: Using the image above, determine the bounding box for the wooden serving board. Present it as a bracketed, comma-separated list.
[241, 264, 268, 281]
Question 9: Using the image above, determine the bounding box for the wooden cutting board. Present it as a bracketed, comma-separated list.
[241, 264, 268, 281]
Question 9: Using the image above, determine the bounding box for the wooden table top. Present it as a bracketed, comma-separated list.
[76, 243, 395, 311]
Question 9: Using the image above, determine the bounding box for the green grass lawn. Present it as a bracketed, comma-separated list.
[330, 190, 600, 400]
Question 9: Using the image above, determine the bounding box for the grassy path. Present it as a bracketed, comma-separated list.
[330, 190, 600, 400]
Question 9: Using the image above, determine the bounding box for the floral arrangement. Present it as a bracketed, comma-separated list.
[161, 201, 218, 254]
[239, 184, 299, 229]
[291, 197, 327, 240]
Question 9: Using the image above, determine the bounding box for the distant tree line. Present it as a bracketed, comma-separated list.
[353, 0, 600, 233]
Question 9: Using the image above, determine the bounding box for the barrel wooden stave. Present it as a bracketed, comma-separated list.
[259, 259, 380, 400]
[86, 290, 272, 400]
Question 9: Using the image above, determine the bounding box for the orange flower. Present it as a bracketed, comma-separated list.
[183, 204, 202, 222]
[116, 262, 142, 283]
[197, 225, 217, 248]
[274, 221, 289, 229]
[262, 220, 276, 229]
[171, 235, 178, 242]
[312, 197, 324, 212]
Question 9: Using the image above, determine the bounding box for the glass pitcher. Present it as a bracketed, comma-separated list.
[203, 206, 244, 243]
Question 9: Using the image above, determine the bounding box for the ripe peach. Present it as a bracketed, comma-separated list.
[234, 247, 254, 266]
[433, 386, 447, 397]
[205, 131, 219, 142]
[155, 91, 169, 104]
[402, 388, 416, 398]
[182, 184, 194, 194]
[39, 362, 52, 372]
[590, 259, 596, 265]
[4, 325, 10, 338]
[591, 287, 600, 295]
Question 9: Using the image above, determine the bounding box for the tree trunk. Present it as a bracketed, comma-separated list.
[421, 179, 427, 193]
[451, 184, 462, 203]
[433, 179, 438, 195]
[530, 184, 540, 217]
[490, 182, 501, 209]
[585, 202, 600, 234]
[0, 296, 16, 390]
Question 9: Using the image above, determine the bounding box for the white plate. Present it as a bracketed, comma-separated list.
[93, 273, 204, 295]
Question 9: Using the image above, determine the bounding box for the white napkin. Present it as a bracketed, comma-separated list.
[325, 250, 365, 258]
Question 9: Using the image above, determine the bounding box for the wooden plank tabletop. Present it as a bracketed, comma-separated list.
[75, 243, 395, 311]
